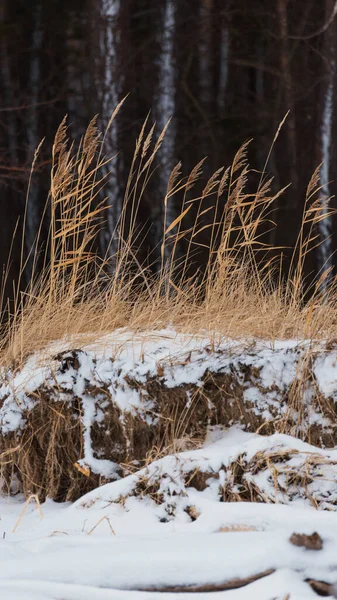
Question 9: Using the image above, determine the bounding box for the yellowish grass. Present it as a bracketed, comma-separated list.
[87, 516, 116, 536]
[0, 104, 336, 368]
[12, 493, 43, 533]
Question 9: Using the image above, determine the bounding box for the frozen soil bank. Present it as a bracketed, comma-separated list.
[1, 330, 337, 500]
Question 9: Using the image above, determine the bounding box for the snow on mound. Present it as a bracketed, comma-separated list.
[1, 429, 337, 598]
[76, 426, 337, 515]
[1, 330, 337, 500]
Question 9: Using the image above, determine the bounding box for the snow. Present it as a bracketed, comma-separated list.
[0, 576, 323, 600]
[0, 330, 332, 439]
[2, 331, 337, 597]
[0, 427, 337, 598]
[314, 351, 337, 398]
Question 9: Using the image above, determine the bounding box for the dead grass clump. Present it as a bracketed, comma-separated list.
[117, 443, 337, 514]
[0, 396, 103, 501]
[235, 447, 337, 508]
[1, 107, 337, 367]
[184, 469, 218, 492]
[133, 477, 164, 505]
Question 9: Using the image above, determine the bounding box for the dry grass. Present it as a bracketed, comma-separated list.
[0, 107, 337, 501]
[12, 493, 43, 533]
[0, 104, 336, 369]
[87, 516, 116, 536]
[217, 524, 258, 532]
[119, 443, 337, 512]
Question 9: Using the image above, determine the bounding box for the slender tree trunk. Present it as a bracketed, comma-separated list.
[198, 0, 215, 155]
[276, 0, 298, 188]
[318, 0, 336, 277]
[91, 0, 122, 251]
[156, 0, 177, 242]
[217, 14, 229, 116]
[26, 1, 43, 253]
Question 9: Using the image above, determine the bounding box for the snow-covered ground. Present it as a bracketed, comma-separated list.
[1, 427, 337, 599]
[1, 330, 337, 598]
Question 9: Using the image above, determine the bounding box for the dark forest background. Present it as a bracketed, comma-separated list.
[1, 0, 337, 295]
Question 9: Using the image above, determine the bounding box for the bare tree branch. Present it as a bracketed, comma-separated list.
[289, 0, 337, 40]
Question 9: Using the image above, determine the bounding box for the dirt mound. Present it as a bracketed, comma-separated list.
[0, 332, 337, 501]
[96, 431, 337, 516]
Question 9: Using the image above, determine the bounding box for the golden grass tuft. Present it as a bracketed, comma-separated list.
[0, 106, 336, 368]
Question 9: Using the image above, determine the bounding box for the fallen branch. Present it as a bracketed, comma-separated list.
[141, 569, 275, 593]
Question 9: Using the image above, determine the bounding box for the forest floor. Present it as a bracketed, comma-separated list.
[1, 330, 337, 598]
